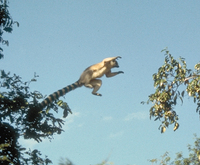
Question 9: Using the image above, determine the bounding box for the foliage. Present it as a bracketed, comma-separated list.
[149, 152, 171, 165]
[58, 157, 74, 165]
[0, 0, 19, 59]
[149, 134, 200, 165]
[59, 157, 114, 165]
[0, 70, 66, 164]
[0, 1, 73, 164]
[96, 161, 114, 165]
[143, 48, 200, 133]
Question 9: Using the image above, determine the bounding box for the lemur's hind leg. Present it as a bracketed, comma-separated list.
[84, 79, 102, 96]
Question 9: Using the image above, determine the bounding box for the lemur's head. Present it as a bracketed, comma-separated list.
[104, 56, 122, 68]
[110, 59, 119, 68]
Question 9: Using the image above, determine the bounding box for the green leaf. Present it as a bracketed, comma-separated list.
[180, 97, 183, 105]
[173, 123, 179, 131]
[45, 107, 50, 114]
[31, 78, 37, 82]
[140, 101, 145, 105]
[195, 63, 200, 70]
[3, 27, 13, 33]
[161, 126, 166, 133]
[174, 94, 177, 105]
[63, 109, 68, 118]
[194, 97, 196, 103]
[57, 100, 63, 106]
[181, 91, 185, 97]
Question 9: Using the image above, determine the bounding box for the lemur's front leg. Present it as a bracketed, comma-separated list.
[105, 71, 124, 78]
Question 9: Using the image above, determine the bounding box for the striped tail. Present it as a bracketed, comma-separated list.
[40, 81, 81, 108]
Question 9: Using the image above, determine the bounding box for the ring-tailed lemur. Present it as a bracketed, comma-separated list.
[40, 56, 123, 108]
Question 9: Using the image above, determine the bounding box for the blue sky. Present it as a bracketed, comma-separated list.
[1, 1, 200, 164]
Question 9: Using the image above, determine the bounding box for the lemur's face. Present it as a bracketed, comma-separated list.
[110, 60, 119, 68]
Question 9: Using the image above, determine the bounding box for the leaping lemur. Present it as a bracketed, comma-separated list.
[40, 56, 124, 108]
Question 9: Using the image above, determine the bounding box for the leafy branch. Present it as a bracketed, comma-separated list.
[0, 70, 68, 164]
[149, 134, 200, 164]
[143, 48, 200, 133]
[0, 0, 19, 59]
